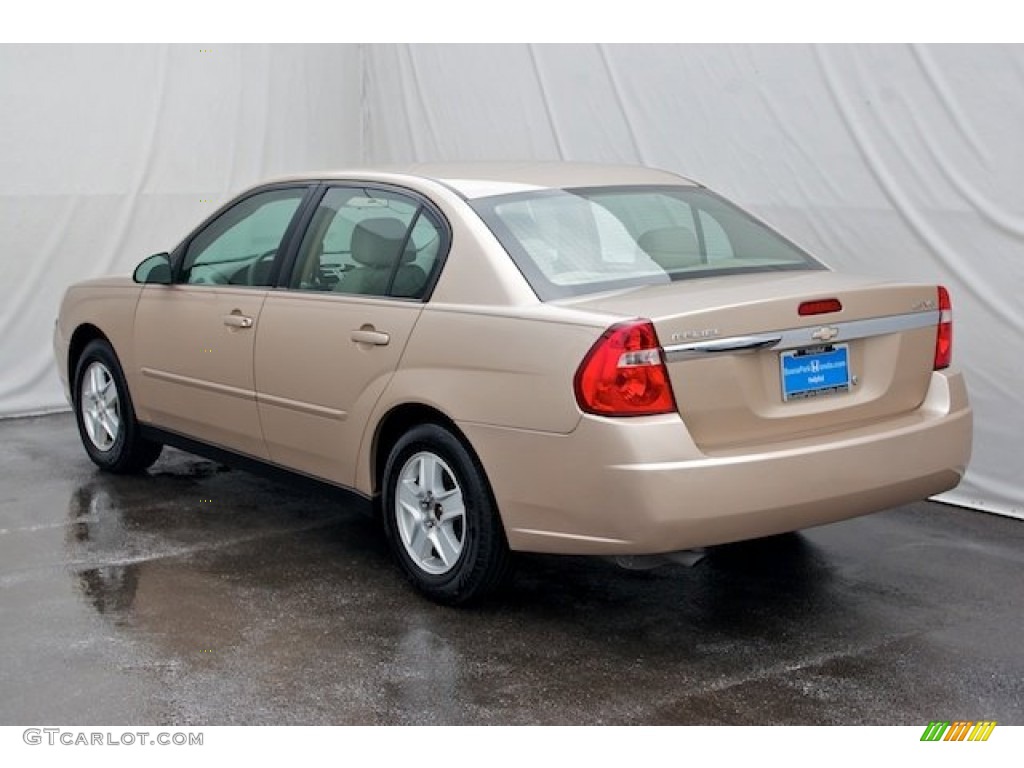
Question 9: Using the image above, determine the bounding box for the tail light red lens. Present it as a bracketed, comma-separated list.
[574, 320, 677, 416]
[798, 298, 843, 316]
[934, 285, 953, 370]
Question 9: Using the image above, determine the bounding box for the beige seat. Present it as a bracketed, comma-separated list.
[638, 226, 703, 271]
[339, 217, 427, 298]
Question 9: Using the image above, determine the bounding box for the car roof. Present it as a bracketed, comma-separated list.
[267, 162, 698, 199]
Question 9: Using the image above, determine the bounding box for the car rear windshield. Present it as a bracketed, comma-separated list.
[470, 185, 824, 300]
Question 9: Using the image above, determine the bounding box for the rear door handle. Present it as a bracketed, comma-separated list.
[223, 313, 254, 329]
[350, 328, 390, 346]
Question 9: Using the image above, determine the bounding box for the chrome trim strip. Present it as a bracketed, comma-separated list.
[665, 335, 783, 359]
[663, 310, 939, 362]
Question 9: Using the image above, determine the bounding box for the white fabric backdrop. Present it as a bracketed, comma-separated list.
[0, 43, 362, 413]
[1, 44, 1020, 517]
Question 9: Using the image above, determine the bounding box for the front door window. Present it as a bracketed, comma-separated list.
[181, 188, 306, 286]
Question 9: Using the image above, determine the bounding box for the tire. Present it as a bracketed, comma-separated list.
[73, 339, 163, 474]
[382, 423, 512, 605]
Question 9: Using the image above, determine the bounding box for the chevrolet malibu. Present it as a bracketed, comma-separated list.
[54, 163, 973, 604]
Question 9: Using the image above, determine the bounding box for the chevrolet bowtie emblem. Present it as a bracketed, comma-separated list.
[811, 326, 840, 342]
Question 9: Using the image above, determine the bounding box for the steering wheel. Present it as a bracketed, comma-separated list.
[245, 249, 279, 286]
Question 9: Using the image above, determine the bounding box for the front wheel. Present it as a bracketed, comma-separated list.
[74, 339, 163, 473]
[382, 423, 512, 605]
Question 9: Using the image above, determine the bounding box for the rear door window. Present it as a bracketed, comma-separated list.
[288, 186, 445, 300]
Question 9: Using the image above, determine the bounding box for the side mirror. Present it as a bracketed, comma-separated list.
[133, 253, 172, 285]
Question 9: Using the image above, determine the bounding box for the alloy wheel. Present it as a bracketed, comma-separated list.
[80, 361, 121, 451]
[395, 451, 467, 575]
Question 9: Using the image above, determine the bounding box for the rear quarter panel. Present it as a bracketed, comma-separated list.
[393, 306, 601, 430]
[357, 305, 609, 494]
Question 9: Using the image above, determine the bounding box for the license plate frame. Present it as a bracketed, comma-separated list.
[779, 344, 851, 402]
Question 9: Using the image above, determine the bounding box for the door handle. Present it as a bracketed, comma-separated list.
[223, 313, 254, 329]
[350, 328, 390, 346]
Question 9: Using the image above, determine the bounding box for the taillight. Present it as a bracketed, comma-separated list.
[574, 320, 677, 416]
[934, 285, 953, 370]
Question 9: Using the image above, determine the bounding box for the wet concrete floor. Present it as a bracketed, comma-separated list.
[1, 413, 1021, 725]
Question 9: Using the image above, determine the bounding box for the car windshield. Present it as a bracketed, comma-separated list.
[471, 185, 824, 300]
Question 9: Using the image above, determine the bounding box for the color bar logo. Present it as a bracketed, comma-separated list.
[920, 721, 997, 742]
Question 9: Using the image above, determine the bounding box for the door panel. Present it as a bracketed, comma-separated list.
[134, 286, 269, 457]
[254, 293, 422, 485]
[254, 183, 447, 487]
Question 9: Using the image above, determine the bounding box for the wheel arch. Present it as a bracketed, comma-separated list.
[68, 324, 114, 401]
[370, 403, 483, 500]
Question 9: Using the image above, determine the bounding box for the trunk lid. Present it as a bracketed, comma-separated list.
[556, 272, 942, 451]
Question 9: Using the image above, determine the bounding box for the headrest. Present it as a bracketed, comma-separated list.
[351, 217, 410, 268]
[638, 226, 701, 270]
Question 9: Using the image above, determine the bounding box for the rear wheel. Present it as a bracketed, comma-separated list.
[382, 423, 512, 605]
[74, 339, 162, 473]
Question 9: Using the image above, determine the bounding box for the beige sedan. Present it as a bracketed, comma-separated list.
[54, 163, 972, 603]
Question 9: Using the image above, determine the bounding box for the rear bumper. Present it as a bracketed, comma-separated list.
[461, 370, 972, 555]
